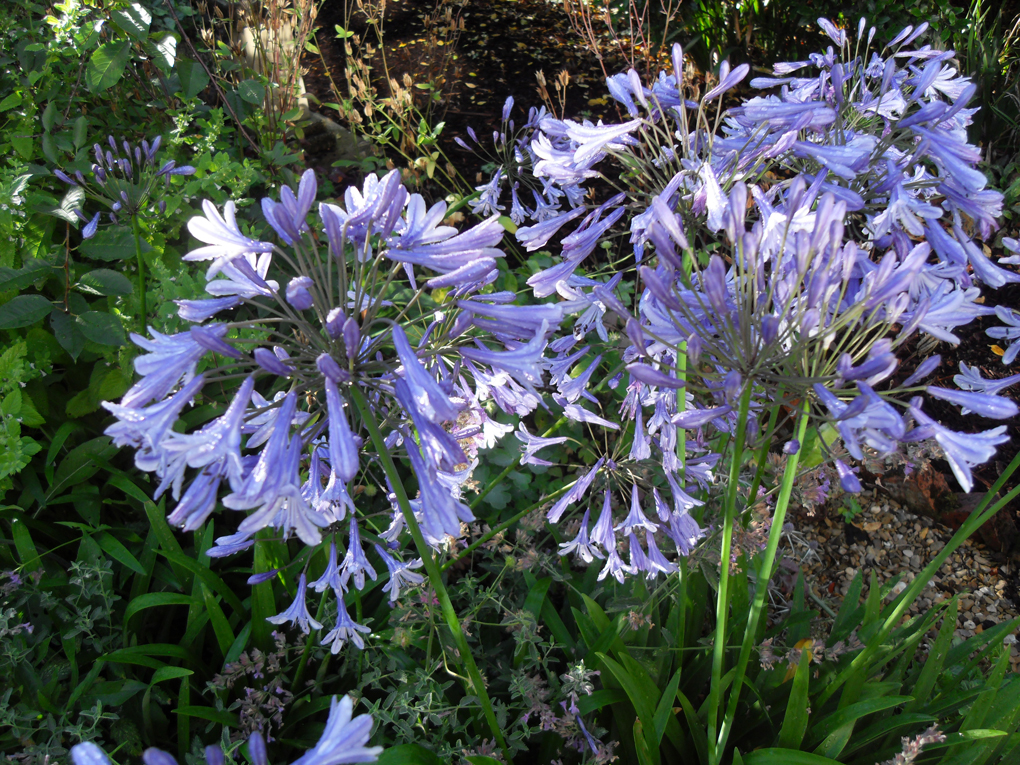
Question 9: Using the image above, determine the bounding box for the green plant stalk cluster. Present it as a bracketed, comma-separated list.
[350, 387, 512, 763]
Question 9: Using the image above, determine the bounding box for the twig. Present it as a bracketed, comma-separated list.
[162, 0, 262, 156]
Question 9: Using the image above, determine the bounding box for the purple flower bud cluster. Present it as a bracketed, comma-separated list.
[102, 167, 563, 650]
[55, 134, 195, 237]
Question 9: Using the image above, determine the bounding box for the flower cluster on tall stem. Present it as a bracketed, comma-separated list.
[54, 134, 195, 328]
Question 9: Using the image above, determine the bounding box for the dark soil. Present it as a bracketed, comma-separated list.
[303, 0, 627, 192]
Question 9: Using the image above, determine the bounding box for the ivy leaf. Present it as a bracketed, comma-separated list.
[0, 295, 54, 329]
[86, 41, 133, 93]
[76, 311, 127, 346]
[78, 269, 133, 296]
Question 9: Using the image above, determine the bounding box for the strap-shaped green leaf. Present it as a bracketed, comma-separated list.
[742, 749, 844, 765]
[377, 745, 444, 765]
[124, 592, 197, 624]
[906, 598, 958, 714]
[778, 648, 812, 749]
[809, 696, 913, 757]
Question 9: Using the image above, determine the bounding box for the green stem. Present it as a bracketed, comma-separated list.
[676, 344, 687, 479]
[818, 447, 1020, 709]
[718, 398, 810, 757]
[349, 387, 512, 763]
[706, 385, 754, 765]
[745, 386, 786, 507]
[131, 214, 146, 331]
[291, 577, 330, 694]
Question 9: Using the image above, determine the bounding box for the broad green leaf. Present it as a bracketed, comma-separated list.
[830, 569, 864, 642]
[0, 92, 22, 111]
[78, 268, 133, 296]
[251, 536, 279, 648]
[111, 2, 152, 40]
[634, 719, 656, 765]
[238, 79, 266, 105]
[958, 645, 1011, 736]
[51, 310, 87, 360]
[79, 227, 151, 261]
[0, 258, 54, 292]
[38, 186, 86, 224]
[87, 41, 133, 93]
[42, 101, 58, 132]
[675, 690, 707, 765]
[73, 115, 89, 148]
[147, 32, 177, 71]
[76, 311, 126, 346]
[0, 295, 53, 329]
[175, 59, 209, 99]
[201, 583, 235, 656]
[522, 576, 551, 616]
[598, 653, 660, 764]
[377, 745, 444, 765]
[97, 366, 132, 401]
[960, 729, 1009, 739]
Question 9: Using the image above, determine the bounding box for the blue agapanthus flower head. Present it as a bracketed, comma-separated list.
[102, 168, 563, 651]
[70, 694, 382, 765]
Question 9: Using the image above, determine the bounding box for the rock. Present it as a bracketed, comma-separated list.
[875, 462, 957, 520]
[942, 493, 1017, 553]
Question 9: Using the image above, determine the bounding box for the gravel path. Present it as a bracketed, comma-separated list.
[784, 498, 1020, 670]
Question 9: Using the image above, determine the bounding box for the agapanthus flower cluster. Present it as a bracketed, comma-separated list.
[456, 18, 1020, 578]
[54, 134, 195, 237]
[70, 694, 381, 765]
[101, 167, 561, 650]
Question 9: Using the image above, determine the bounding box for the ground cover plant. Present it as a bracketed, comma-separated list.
[5, 2, 1020, 764]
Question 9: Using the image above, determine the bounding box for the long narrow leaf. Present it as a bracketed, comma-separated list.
[778, 649, 812, 749]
